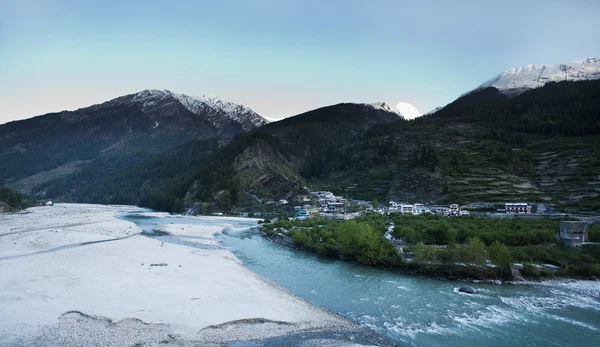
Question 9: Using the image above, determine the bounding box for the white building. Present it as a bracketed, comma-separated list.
[505, 203, 531, 214]
[315, 191, 334, 199]
[400, 204, 413, 214]
[413, 203, 426, 215]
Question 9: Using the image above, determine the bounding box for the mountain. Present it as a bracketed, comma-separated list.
[57, 103, 402, 211]
[7, 79, 600, 214]
[469, 58, 600, 96]
[0, 90, 267, 195]
[106, 80, 599, 213]
[370, 101, 423, 120]
[424, 107, 443, 116]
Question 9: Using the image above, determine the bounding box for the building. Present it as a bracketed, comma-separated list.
[400, 204, 413, 214]
[295, 210, 310, 220]
[413, 203, 426, 215]
[315, 191, 334, 199]
[505, 203, 531, 214]
[428, 206, 445, 214]
[558, 221, 588, 247]
[279, 199, 289, 205]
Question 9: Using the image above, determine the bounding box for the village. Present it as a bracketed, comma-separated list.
[262, 191, 596, 249]
[269, 190, 535, 221]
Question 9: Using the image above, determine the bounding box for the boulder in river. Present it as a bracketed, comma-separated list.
[458, 286, 477, 294]
[493, 280, 502, 285]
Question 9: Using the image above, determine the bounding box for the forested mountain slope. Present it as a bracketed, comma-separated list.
[0, 90, 267, 195]
[16, 81, 600, 213]
[182, 80, 600, 212]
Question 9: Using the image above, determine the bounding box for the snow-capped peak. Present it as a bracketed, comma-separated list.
[394, 102, 422, 120]
[370, 102, 393, 113]
[369, 101, 423, 120]
[471, 58, 600, 95]
[130, 89, 268, 130]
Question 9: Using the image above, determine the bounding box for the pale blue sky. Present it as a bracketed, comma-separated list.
[1, 0, 599, 123]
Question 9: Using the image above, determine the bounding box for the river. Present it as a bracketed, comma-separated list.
[123, 214, 600, 346]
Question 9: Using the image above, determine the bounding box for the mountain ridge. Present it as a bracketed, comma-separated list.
[369, 101, 423, 120]
[0, 89, 267, 195]
[468, 57, 600, 97]
[48, 80, 600, 213]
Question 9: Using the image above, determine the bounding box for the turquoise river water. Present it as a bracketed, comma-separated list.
[123, 214, 600, 347]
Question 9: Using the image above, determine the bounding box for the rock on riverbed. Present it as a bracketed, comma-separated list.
[458, 286, 477, 294]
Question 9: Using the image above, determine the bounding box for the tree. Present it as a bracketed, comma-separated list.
[439, 243, 460, 264]
[488, 240, 512, 277]
[414, 242, 437, 264]
[462, 236, 486, 265]
[372, 199, 380, 208]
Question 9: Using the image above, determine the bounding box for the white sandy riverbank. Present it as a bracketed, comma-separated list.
[0, 204, 356, 346]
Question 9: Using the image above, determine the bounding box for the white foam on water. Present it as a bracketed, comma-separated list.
[501, 291, 600, 313]
[500, 295, 599, 331]
[520, 280, 600, 300]
[396, 286, 410, 291]
[548, 313, 599, 331]
[452, 304, 535, 332]
[384, 319, 458, 339]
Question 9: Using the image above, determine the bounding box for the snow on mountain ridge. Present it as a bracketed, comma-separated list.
[369, 101, 423, 120]
[370, 102, 393, 113]
[130, 89, 268, 130]
[474, 58, 600, 94]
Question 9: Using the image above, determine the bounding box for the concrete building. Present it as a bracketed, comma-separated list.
[413, 203, 426, 215]
[505, 203, 531, 214]
[400, 204, 413, 214]
[558, 221, 589, 247]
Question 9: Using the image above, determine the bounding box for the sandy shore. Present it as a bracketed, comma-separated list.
[0, 204, 360, 346]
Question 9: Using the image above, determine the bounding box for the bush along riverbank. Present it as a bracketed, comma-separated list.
[259, 214, 600, 282]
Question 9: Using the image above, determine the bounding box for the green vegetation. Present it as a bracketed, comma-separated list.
[261, 213, 600, 279]
[392, 214, 599, 278]
[0, 187, 24, 210]
[261, 214, 402, 267]
[589, 224, 600, 242]
[391, 214, 558, 246]
[34, 139, 219, 212]
[487, 240, 512, 276]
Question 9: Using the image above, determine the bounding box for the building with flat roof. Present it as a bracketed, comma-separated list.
[558, 221, 588, 247]
[505, 203, 531, 214]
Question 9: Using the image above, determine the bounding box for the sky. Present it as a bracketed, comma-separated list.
[1, 0, 599, 124]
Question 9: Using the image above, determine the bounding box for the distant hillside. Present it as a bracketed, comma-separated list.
[51, 103, 401, 211]
[0, 90, 267, 196]
[466, 57, 600, 97]
[180, 80, 600, 212]
[15, 81, 600, 213]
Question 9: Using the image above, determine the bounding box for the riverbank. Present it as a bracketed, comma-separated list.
[0, 204, 367, 346]
[261, 229, 600, 285]
[215, 224, 600, 346]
